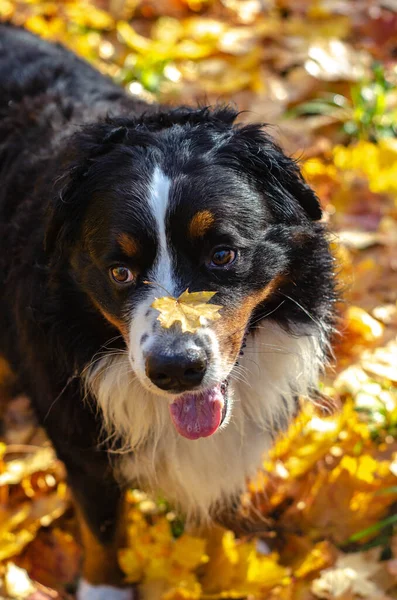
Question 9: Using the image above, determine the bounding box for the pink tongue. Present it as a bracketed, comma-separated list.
[169, 386, 224, 440]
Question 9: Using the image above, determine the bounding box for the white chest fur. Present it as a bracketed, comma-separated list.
[84, 322, 323, 521]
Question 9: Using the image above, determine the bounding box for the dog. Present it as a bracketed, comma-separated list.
[0, 23, 336, 600]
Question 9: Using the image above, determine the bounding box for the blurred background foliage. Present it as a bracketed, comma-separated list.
[1, 1, 397, 598]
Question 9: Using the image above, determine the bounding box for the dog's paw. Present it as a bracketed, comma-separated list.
[76, 580, 138, 600]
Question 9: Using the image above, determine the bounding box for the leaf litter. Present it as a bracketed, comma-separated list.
[1, 0, 397, 598]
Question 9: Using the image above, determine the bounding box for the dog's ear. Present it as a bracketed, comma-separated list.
[45, 124, 130, 259]
[223, 125, 322, 222]
[44, 159, 87, 260]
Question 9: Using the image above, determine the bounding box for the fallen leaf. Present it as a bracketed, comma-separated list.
[151, 290, 222, 333]
[344, 306, 384, 343]
[4, 563, 36, 598]
[360, 338, 397, 382]
[305, 39, 371, 81]
[2, 563, 60, 599]
[0, 448, 57, 487]
[311, 550, 385, 599]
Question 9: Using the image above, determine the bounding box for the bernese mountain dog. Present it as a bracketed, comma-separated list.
[0, 23, 336, 600]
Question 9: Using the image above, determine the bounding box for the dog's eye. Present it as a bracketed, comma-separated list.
[209, 248, 237, 268]
[109, 266, 135, 285]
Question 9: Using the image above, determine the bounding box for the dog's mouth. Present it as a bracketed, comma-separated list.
[169, 380, 229, 440]
[168, 333, 247, 441]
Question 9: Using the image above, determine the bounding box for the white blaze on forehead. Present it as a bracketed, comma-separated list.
[147, 167, 174, 294]
[125, 166, 175, 388]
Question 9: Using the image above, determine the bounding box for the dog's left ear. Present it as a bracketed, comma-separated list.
[228, 125, 322, 222]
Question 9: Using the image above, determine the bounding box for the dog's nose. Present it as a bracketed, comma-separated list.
[145, 344, 208, 392]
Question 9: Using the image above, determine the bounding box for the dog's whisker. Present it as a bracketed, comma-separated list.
[231, 365, 253, 387]
[229, 373, 251, 388]
[279, 293, 323, 330]
[43, 373, 79, 422]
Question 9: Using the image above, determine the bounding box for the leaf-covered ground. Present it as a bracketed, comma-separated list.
[1, 1, 397, 598]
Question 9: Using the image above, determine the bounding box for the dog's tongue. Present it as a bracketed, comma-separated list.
[169, 386, 224, 440]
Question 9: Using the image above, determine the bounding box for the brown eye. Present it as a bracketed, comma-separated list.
[210, 248, 237, 268]
[110, 266, 135, 285]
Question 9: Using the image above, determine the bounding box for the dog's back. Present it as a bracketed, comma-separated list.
[0, 23, 139, 222]
[0, 23, 129, 110]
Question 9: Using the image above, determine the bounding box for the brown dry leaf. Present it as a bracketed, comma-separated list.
[151, 290, 222, 333]
[0, 491, 68, 561]
[15, 528, 81, 589]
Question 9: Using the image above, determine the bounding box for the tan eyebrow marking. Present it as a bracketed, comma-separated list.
[117, 233, 140, 257]
[189, 210, 215, 238]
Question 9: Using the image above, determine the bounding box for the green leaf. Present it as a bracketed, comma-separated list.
[375, 486, 397, 496]
[348, 513, 397, 543]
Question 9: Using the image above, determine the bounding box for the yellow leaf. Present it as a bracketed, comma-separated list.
[178, 290, 217, 305]
[0, 0, 13, 19]
[152, 290, 222, 333]
[119, 547, 145, 583]
[117, 21, 151, 53]
[162, 586, 201, 600]
[0, 447, 57, 486]
[344, 306, 384, 342]
[0, 529, 36, 562]
[294, 541, 339, 579]
[65, 3, 114, 30]
[339, 455, 378, 485]
[246, 551, 291, 588]
[171, 535, 207, 570]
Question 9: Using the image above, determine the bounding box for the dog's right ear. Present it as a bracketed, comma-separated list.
[44, 161, 85, 260]
[44, 124, 130, 259]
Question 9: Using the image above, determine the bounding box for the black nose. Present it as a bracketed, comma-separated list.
[145, 344, 208, 392]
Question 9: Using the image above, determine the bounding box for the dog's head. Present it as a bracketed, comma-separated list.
[46, 107, 332, 441]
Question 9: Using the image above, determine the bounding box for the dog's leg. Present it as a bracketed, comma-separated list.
[67, 468, 136, 600]
[191, 524, 226, 594]
[19, 355, 137, 598]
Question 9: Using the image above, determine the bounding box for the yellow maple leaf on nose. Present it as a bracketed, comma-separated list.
[151, 290, 222, 333]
